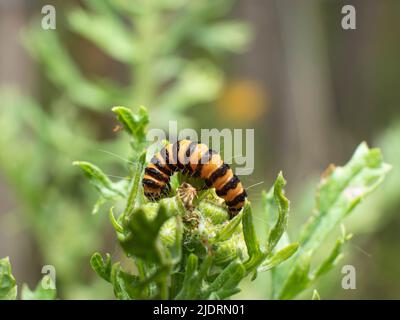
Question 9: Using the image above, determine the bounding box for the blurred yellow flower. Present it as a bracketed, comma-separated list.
[217, 79, 268, 123]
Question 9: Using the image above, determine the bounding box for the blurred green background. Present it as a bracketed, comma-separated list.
[0, 0, 399, 299]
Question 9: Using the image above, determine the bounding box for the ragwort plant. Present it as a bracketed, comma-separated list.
[0, 0, 251, 298]
[72, 106, 390, 300]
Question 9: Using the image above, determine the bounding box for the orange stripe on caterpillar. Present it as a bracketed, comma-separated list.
[143, 139, 247, 218]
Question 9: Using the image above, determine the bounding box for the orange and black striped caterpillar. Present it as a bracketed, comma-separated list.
[142, 140, 247, 218]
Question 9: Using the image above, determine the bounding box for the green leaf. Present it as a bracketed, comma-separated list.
[200, 260, 245, 299]
[73, 161, 125, 199]
[109, 207, 124, 233]
[174, 254, 199, 300]
[109, 262, 170, 299]
[175, 254, 213, 300]
[111, 261, 171, 300]
[68, 9, 137, 63]
[169, 215, 183, 264]
[212, 210, 243, 243]
[241, 174, 291, 277]
[90, 252, 112, 282]
[106, 0, 146, 15]
[194, 21, 252, 54]
[278, 251, 312, 300]
[242, 202, 262, 258]
[313, 226, 352, 279]
[124, 151, 146, 216]
[242, 202, 265, 272]
[21, 276, 56, 300]
[120, 204, 174, 264]
[209, 288, 241, 300]
[267, 172, 290, 252]
[258, 243, 299, 273]
[261, 188, 275, 226]
[300, 142, 391, 252]
[158, 61, 223, 112]
[23, 27, 121, 111]
[0, 257, 17, 300]
[112, 106, 149, 143]
[110, 263, 140, 300]
[274, 143, 390, 299]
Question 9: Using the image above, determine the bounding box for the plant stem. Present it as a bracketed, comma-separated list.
[131, 3, 160, 107]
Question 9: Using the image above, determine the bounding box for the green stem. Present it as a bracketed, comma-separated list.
[136, 259, 149, 298]
[158, 278, 169, 300]
[131, 3, 160, 107]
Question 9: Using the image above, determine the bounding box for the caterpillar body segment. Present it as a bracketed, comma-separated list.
[142, 140, 247, 217]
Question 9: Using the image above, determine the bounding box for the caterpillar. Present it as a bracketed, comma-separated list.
[142, 140, 247, 218]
